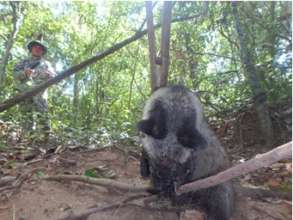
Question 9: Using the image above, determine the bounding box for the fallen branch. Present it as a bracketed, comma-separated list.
[43, 175, 151, 193]
[177, 141, 292, 195]
[23, 158, 43, 166]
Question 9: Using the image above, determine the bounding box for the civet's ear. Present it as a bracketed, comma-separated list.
[137, 100, 167, 139]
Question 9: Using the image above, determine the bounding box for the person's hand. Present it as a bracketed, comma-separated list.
[44, 70, 53, 78]
[24, 68, 33, 77]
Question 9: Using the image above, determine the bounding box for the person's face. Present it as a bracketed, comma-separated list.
[31, 44, 44, 57]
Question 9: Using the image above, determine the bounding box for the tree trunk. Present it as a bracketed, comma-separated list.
[73, 74, 80, 126]
[0, 2, 23, 88]
[128, 46, 139, 110]
[183, 32, 198, 89]
[268, 2, 277, 58]
[159, 1, 173, 87]
[232, 2, 274, 149]
[145, 1, 159, 93]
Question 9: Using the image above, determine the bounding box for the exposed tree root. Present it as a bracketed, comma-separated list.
[43, 175, 151, 193]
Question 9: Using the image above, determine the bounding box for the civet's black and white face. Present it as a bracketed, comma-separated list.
[137, 85, 207, 196]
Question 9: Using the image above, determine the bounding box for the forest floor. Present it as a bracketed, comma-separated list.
[0, 105, 291, 220]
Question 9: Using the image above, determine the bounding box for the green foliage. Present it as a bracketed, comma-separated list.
[36, 171, 45, 178]
[84, 169, 98, 178]
[279, 180, 292, 192]
[0, 1, 291, 145]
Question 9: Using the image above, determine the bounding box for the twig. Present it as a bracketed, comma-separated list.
[24, 158, 43, 166]
[58, 157, 77, 166]
[54, 145, 66, 154]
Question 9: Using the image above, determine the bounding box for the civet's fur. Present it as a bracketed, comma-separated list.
[138, 85, 234, 220]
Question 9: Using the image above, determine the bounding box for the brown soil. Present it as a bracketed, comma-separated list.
[0, 146, 291, 220]
[0, 147, 182, 220]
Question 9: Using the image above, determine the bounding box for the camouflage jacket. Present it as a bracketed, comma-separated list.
[14, 56, 55, 99]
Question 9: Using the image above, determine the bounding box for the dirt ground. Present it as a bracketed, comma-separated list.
[0, 146, 291, 220]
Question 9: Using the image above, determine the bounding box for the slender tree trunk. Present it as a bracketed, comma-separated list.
[95, 74, 100, 116]
[268, 2, 276, 58]
[73, 74, 80, 126]
[183, 32, 198, 89]
[145, 1, 159, 92]
[128, 46, 139, 110]
[159, 1, 173, 87]
[0, 2, 23, 88]
[232, 2, 274, 149]
[95, 70, 104, 125]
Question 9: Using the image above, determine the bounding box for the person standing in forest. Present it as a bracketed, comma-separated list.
[14, 39, 55, 142]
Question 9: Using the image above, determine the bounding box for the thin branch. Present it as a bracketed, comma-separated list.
[0, 12, 12, 21]
[0, 34, 7, 42]
[138, 2, 158, 32]
[218, 26, 239, 49]
[126, 46, 139, 110]
[194, 52, 239, 60]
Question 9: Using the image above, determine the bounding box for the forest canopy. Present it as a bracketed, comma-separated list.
[0, 1, 291, 146]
